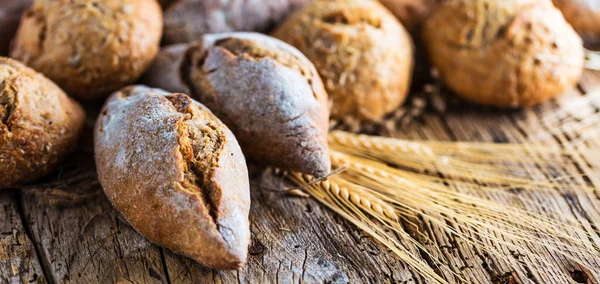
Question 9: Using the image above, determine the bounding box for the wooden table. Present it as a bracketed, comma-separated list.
[2, 71, 600, 284]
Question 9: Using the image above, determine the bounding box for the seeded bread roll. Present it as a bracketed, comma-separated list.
[553, 0, 600, 41]
[273, 0, 414, 122]
[0, 57, 85, 188]
[143, 32, 331, 178]
[422, 0, 584, 107]
[0, 0, 32, 56]
[94, 86, 250, 270]
[10, 0, 162, 100]
[163, 0, 312, 44]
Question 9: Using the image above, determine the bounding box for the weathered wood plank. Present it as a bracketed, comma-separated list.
[377, 71, 600, 283]
[0, 191, 46, 283]
[6, 72, 600, 284]
[386, 115, 528, 284]
[19, 152, 169, 283]
[438, 89, 600, 283]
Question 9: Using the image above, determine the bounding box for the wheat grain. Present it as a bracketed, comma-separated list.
[286, 171, 452, 283]
[329, 130, 435, 157]
[288, 146, 600, 283]
[283, 125, 600, 283]
[285, 189, 310, 198]
[329, 130, 600, 192]
[290, 172, 398, 220]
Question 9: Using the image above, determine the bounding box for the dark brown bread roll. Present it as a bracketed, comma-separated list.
[0, 57, 85, 188]
[553, 0, 600, 41]
[163, 0, 313, 44]
[378, 0, 445, 32]
[143, 32, 331, 178]
[273, 0, 414, 122]
[94, 85, 250, 270]
[0, 0, 32, 56]
[422, 0, 584, 107]
[10, 0, 163, 100]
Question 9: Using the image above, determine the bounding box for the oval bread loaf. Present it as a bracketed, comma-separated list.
[143, 32, 331, 178]
[0, 57, 85, 188]
[94, 85, 250, 270]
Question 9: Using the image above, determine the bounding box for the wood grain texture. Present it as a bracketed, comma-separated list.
[2, 73, 600, 283]
[0, 191, 45, 284]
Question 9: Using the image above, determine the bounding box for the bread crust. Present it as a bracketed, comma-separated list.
[10, 0, 162, 100]
[94, 85, 250, 270]
[553, 0, 600, 41]
[422, 0, 584, 107]
[143, 32, 331, 178]
[163, 0, 312, 44]
[0, 0, 32, 56]
[273, 0, 414, 122]
[0, 57, 85, 188]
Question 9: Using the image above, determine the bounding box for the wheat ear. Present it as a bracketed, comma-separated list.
[329, 130, 600, 192]
[286, 144, 600, 283]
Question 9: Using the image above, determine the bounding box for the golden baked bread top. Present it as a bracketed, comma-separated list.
[11, 0, 162, 99]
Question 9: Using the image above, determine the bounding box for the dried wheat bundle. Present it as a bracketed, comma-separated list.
[328, 131, 600, 191]
[286, 132, 600, 283]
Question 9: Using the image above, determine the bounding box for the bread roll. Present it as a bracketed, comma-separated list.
[94, 85, 250, 270]
[423, 0, 584, 107]
[143, 32, 331, 178]
[553, 0, 600, 41]
[0, 57, 84, 188]
[273, 0, 414, 122]
[378, 0, 444, 32]
[163, 0, 312, 44]
[11, 0, 162, 100]
[0, 0, 32, 56]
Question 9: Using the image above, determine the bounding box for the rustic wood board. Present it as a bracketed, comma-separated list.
[2, 71, 600, 283]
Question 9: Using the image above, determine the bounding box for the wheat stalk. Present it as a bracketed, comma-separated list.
[286, 135, 600, 283]
[285, 171, 454, 284]
[329, 130, 600, 192]
[289, 171, 397, 220]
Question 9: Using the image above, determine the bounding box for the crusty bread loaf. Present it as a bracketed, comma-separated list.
[422, 0, 584, 107]
[273, 0, 414, 122]
[163, 0, 312, 44]
[553, 0, 600, 41]
[0, 57, 84, 188]
[0, 0, 32, 56]
[143, 32, 331, 178]
[94, 85, 250, 270]
[10, 0, 162, 100]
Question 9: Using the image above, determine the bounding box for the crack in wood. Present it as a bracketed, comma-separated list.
[15, 191, 54, 284]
